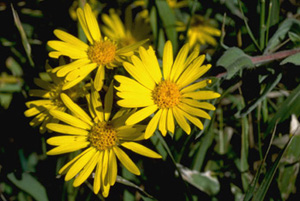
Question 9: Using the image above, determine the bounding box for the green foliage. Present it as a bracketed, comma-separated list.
[1, 0, 300, 200]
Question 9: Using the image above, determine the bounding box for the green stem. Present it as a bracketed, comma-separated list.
[260, 0, 266, 49]
[265, 2, 273, 46]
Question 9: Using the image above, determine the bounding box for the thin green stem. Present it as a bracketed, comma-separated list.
[265, 2, 273, 46]
[260, 0, 266, 49]
[257, 103, 263, 161]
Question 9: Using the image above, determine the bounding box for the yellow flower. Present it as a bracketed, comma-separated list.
[101, 7, 151, 48]
[115, 41, 220, 139]
[47, 3, 146, 91]
[167, 0, 189, 9]
[46, 81, 161, 197]
[24, 61, 84, 134]
[177, 15, 221, 49]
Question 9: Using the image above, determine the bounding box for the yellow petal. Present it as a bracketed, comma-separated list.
[121, 142, 162, 158]
[117, 97, 154, 108]
[126, 104, 158, 125]
[77, 7, 93, 44]
[47, 136, 87, 146]
[53, 29, 88, 51]
[180, 79, 210, 93]
[116, 125, 146, 141]
[47, 41, 87, 59]
[60, 93, 93, 125]
[158, 109, 168, 136]
[46, 123, 89, 135]
[47, 141, 90, 155]
[113, 146, 140, 175]
[91, 83, 104, 122]
[107, 149, 117, 185]
[104, 81, 114, 121]
[114, 75, 151, 94]
[172, 107, 191, 134]
[49, 109, 91, 130]
[181, 99, 216, 110]
[94, 65, 105, 91]
[170, 43, 189, 82]
[84, 3, 101, 41]
[139, 46, 162, 84]
[182, 90, 221, 100]
[180, 109, 204, 130]
[57, 58, 91, 77]
[93, 151, 104, 194]
[29, 89, 50, 98]
[73, 151, 100, 187]
[65, 147, 96, 181]
[178, 103, 211, 119]
[145, 109, 162, 139]
[162, 40, 173, 80]
[167, 108, 175, 134]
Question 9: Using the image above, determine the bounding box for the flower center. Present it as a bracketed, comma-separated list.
[87, 40, 117, 65]
[88, 122, 118, 150]
[152, 80, 181, 109]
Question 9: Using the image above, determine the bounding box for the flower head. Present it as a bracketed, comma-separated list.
[115, 41, 220, 138]
[177, 15, 221, 49]
[24, 61, 85, 133]
[101, 7, 151, 48]
[46, 81, 161, 197]
[48, 3, 146, 91]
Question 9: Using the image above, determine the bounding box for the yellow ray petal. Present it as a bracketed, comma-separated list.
[167, 108, 175, 134]
[116, 125, 146, 141]
[65, 147, 96, 181]
[126, 104, 158, 125]
[73, 150, 100, 187]
[180, 79, 210, 93]
[114, 75, 151, 94]
[172, 107, 191, 134]
[94, 65, 105, 91]
[121, 142, 162, 158]
[29, 89, 50, 98]
[47, 136, 87, 146]
[46, 123, 89, 135]
[59, 147, 93, 175]
[181, 99, 216, 110]
[57, 58, 91, 77]
[182, 90, 221, 100]
[170, 43, 189, 82]
[107, 149, 117, 185]
[178, 103, 211, 119]
[113, 146, 140, 175]
[117, 97, 154, 108]
[47, 141, 90, 155]
[77, 7, 93, 44]
[47, 41, 87, 59]
[162, 41, 173, 80]
[145, 109, 162, 139]
[54, 29, 88, 51]
[49, 109, 91, 130]
[104, 81, 114, 121]
[84, 3, 101, 41]
[139, 46, 162, 84]
[180, 109, 204, 130]
[60, 93, 93, 126]
[91, 84, 104, 122]
[158, 109, 168, 136]
[93, 151, 104, 194]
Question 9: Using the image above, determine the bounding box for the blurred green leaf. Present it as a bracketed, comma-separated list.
[216, 47, 254, 80]
[264, 18, 300, 54]
[11, 4, 34, 67]
[6, 57, 23, 77]
[7, 172, 49, 201]
[280, 52, 300, 65]
[0, 93, 13, 109]
[237, 72, 282, 118]
[177, 164, 220, 195]
[288, 32, 300, 43]
[155, 0, 178, 52]
[265, 83, 300, 136]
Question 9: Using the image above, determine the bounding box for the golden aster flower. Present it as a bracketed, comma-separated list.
[46, 81, 161, 197]
[101, 7, 151, 48]
[177, 15, 221, 49]
[24, 61, 85, 134]
[47, 3, 146, 91]
[115, 41, 220, 139]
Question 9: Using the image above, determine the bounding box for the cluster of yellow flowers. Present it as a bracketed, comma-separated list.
[24, 3, 220, 197]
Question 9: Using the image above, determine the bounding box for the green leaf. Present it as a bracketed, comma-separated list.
[7, 172, 49, 201]
[0, 93, 13, 109]
[265, 83, 300, 137]
[155, 0, 178, 52]
[280, 52, 300, 65]
[237, 73, 282, 118]
[177, 164, 220, 195]
[6, 57, 23, 77]
[216, 47, 254, 80]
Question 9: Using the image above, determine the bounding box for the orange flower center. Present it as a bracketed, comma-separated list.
[87, 40, 116, 65]
[88, 122, 118, 150]
[152, 80, 181, 109]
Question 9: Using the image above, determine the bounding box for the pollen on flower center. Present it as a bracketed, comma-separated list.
[87, 40, 117, 65]
[88, 122, 118, 150]
[152, 80, 181, 109]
